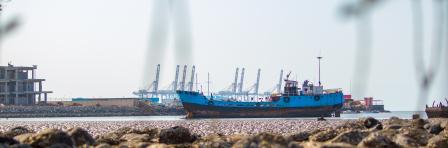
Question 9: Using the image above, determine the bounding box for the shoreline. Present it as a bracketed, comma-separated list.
[0, 117, 446, 147]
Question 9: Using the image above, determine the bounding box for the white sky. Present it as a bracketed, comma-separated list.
[0, 0, 446, 111]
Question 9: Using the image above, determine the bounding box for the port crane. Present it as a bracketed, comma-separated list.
[263, 70, 284, 95]
[133, 64, 196, 105]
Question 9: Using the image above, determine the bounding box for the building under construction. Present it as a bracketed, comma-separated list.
[0, 64, 52, 105]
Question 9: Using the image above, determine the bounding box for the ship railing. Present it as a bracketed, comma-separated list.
[324, 88, 343, 94]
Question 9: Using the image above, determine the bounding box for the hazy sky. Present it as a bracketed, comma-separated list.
[1, 0, 446, 111]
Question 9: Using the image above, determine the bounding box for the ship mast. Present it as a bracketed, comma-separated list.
[317, 56, 322, 86]
[207, 72, 210, 96]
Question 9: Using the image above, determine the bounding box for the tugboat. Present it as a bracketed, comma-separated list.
[176, 57, 344, 118]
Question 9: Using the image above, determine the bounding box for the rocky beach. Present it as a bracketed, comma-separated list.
[0, 116, 447, 147]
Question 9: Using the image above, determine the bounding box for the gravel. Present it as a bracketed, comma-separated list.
[0, 119, 350, 137]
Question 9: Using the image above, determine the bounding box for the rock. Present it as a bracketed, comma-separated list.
[385, 124, 402, 130]
[95, 143, 112, 148]
[134, 142, 152, 148]
[310, 129, 323, 135]
[121, 133, 151, 142]
[0, 136, 19, 145]
[169, 143, 192, 148]
[193, 135, 231, 148]
[8, 144, 32, 148]
[363, 117, 380, 129]
[393, 134, 419, 147]
[120, 133, 153, 147]
[22, 128, 75, 148]
[376, 128, 399, 140]
[142, 127, 159, 139]
[426, 123, 443, 135]
[13, 133, 33, 144]
[232, 133, 289, 148]
[371, 123, 383, 131]
[321, 143, 355, 148]
[427, 135, 448, 148]
[386, 117, 408, 126]
[441, 120, 448, 129]
[116, 127, 133, 134]
[288, 132, 311, 142]
[254, 132, 289, 145]
[309, 129, 338, 142]
[95, 133, 120, 145]
[398, 127, 433, 146]
[95, 132, 121, 145]
[287, 141, 303, 148]
[159, 126, 194, 144]
[412, 114, 420, 119]
[223, 134, 245, 145]
[3, 126, 33, 137]
[358, 132, 400, 148]
[117, 141, 129, 148]
[147, 143, 172, 148]
[329, 130, 370, 145]
[336, 121, 366, 131]
[48, 143, 72, 148]
[232, 138, 253, 148]
[300, 142, 354, 148]
[411, 118, 426, 129]
[67, 127, 95, 146]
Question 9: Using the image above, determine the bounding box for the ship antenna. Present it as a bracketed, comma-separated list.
[286, 71, 292, 80]
[207, 72, 210, 97]
[317, 56, 323, 86]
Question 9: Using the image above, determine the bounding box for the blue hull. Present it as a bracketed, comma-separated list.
[177, 91, 344, 118]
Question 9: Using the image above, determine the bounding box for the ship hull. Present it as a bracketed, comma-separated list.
[182, 102, 342, 118]
[426, 108, 448, 118]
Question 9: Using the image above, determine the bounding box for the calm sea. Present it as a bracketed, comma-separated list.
[0, 111, 426, 121]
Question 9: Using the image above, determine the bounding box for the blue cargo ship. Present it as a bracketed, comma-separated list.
[177, 74, 344, 118]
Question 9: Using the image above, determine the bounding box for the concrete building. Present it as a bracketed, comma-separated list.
[0, 64, 52, 105]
